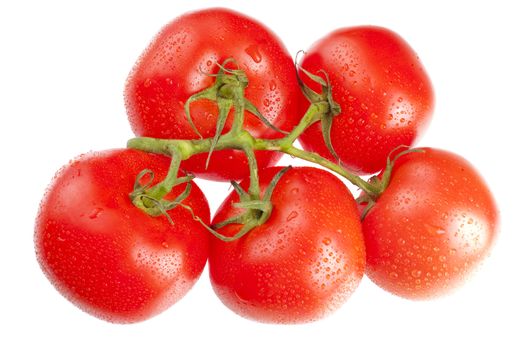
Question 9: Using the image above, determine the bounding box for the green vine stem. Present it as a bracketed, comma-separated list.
[127, 101, 378, 198]
[126, 58, 393, 238]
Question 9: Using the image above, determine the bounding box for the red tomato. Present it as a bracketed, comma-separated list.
[34, 149, 210, 323]
[362, 148, 499, 299]
[299, 26, 434, 174]
[125, 8, 303, 181]
[209, 167, 365, 323]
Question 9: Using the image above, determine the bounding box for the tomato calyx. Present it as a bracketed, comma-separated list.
[296, 55, 341, 161]
[185, 58, 288, 169]
[129, 151, 195, 224]
[211, 166, 291, 241]
[357, 146, 425, 219]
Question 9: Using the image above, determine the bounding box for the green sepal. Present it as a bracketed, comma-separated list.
[296, 65, 326, 103]
[184, 87, 219, 139]
[378, 146, 425, 193]
[263, 166, 290, 201]
[205, 98, 233, 169]
[321, 113, 339, 161]
[131, 169, 155, 196]
[230, 180, 250, 201]
[212, 213, 246, 230]
[244, 98, 288, 135]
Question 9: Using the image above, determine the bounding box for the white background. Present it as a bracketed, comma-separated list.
[1, 0, 524, 349]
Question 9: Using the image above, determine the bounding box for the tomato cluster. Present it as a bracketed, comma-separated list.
[35, 8, 498, 324]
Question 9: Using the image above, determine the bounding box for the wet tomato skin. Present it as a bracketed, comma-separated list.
[125, 8, 303, 181]
[34, 149, 210, 323]
[209, 166, 365, 323]
[362, 148, 499, 299]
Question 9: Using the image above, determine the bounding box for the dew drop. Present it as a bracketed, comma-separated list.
[286, 211, 298, 222]
[411, 270, 422, 278]
[425, 223, 446, 235]
[322, 237, 332, 246]
[89, 207, 103, 219]
[389, 271, 399, 279]
[245, 45, 262, 63]
[269, 80, 277, 91]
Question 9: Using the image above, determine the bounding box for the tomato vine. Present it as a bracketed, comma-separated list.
[127, 58, 388, 240]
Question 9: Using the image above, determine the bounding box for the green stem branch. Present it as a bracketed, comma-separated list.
[278, 146, 378, 196]
[126, 58, 384, 236]
[145, 151, 182, 199]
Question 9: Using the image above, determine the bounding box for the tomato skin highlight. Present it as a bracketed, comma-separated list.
[34, 149, 210, 323]
[299, 26, 434, 174]
[209, 167, 365, 323]
[125, 8, 303, 181]
[362, 148, 499, 299]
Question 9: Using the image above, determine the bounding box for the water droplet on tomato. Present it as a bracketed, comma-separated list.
[425, 223, 446, 235]
[269, 80, 277, 91]
[322, 237, 331, 246]
[286, 211, 298, 222]
[88, 207, 103, 219]
[411, 270, 422, 278]
[245, 45, 262, 63]
[290, 187, 299, 195]
[143, 79, 152, 88]
[162, 242, 169, 248]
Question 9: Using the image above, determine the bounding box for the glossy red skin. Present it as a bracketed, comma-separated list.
[125, 8, 303, 181]
[209, 167, 365, 323]
[299, 26, 434, 174]
[362, 148, 499, 299]
[34, 149, 210, 323]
